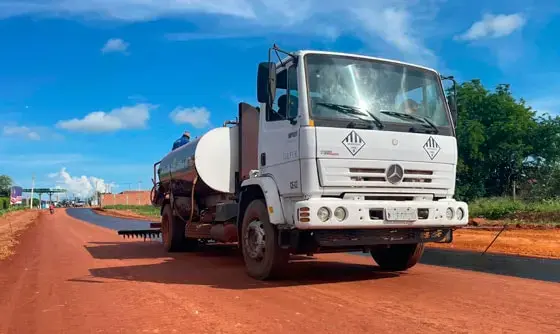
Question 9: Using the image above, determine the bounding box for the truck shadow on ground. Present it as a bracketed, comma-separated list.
[82, 241, 402, 289]
[84, 240, 560, 285]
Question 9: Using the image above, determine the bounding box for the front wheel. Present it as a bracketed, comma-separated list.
[370, 243, 425, 271]
[241, 199, 289, 280]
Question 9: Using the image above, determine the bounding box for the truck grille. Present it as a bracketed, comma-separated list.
[349, 168, 434, 183]
[317, 159, 454, 190]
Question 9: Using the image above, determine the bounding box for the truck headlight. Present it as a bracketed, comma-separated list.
[334, 207, 347, 221]
[317, 207, 331, 222]
[456, 207, 465, 221]
[446, 207, 454, 220]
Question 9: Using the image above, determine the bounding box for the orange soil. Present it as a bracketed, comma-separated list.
[1, 209, 559, 334]
[0, 209, 41, 260]
[429, 228, 560, 259]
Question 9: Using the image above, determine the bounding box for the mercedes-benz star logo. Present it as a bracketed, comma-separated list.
[386, 164, 404, 184]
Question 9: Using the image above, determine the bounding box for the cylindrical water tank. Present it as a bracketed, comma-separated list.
[158, 126, 239, 194]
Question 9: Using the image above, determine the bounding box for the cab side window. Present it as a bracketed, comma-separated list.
[267, 65, 298, 122]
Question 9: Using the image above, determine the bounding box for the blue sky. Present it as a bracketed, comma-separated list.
[1, 0, 559, 198]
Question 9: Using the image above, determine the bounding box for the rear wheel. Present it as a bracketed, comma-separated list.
[370, 243, 425, 271]
[161, 204, 198, 252]
[241, 199, 289, 280]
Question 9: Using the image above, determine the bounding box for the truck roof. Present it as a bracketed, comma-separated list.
[279, 50, 440, 75]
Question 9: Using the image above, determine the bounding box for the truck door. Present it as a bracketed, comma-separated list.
[259, 62, 302, 196]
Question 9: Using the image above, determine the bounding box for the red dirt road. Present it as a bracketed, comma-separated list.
[1, 210, 559, 334]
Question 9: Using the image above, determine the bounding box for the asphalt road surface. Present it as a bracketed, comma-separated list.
[1, 209, 559, 334]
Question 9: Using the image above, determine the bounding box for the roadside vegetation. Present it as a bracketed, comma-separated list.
[469, 197, 560, 226]
[454, 81, 560, 200]
[450, 80, 560, 226]
[102, 204, 160, 218]
[0, 195, 27, 217]
[0, 205, 28, 217]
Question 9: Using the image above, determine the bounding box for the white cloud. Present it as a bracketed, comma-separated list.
[169, 107, 211, 128]
[48, 167, 112, 198]
[455, 13, 526, 41]
[0, 0, 256, 21]
[350, 6, 437, 66]
[2, 125, 40, 140]
[528, 97, 560, 116]
[56, 103, 156, 132]
[101, 38, 129, 54]
[0, 0, 444, 67]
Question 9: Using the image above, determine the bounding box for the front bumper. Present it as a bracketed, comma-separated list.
[294, 198, 468, 230]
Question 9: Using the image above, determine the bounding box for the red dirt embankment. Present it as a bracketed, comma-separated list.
[0, 209, 41, 260]
[430, 228, 560, 259]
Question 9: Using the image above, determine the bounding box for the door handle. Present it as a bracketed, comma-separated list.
[260, 153, 266, 166]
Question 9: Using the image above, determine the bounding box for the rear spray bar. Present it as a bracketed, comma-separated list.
[118, 229, 161, 240]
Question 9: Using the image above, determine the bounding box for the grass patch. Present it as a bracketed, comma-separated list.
[103, 205, 160, 218]
[0, 206, 28, 217]
[469, 197, 560, 220]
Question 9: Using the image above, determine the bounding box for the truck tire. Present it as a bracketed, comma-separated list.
[241, 199, 289, 280]
[161, 204, 198, 252]
[370, 243, 425, 271]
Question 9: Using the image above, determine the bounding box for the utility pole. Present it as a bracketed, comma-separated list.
[112, 184, 117, 205]
[29, 174, 35, 209]
[138, 180, 142, 191]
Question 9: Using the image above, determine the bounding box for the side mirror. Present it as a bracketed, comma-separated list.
[448, 95, 458, 127]
[441, 75, 458, 128]
[257, 62, 277, 104]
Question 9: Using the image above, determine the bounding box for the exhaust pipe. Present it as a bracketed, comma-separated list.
[210, 224, 238, 243]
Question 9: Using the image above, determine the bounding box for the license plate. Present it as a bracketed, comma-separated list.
[385, 207, 417, 221]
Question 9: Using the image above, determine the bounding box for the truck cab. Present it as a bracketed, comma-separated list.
[237, 47, 468, 279]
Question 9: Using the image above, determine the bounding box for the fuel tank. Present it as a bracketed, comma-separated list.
[158, 126, 239, 194]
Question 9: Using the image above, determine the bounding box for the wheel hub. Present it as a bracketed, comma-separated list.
[244, 220, 266, 260]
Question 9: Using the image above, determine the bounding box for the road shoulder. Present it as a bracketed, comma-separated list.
[0, 209, 41, 261]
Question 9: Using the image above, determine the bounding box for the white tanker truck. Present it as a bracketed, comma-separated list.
[119, 45, 469, 280]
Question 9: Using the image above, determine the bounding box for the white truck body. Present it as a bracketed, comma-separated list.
[127, 46, 469, 280]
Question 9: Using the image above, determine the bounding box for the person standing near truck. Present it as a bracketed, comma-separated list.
[172, 131, 190, 151]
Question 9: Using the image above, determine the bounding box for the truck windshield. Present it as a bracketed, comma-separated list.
[304, 53, 452, 134]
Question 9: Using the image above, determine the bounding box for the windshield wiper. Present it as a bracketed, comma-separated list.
[380, 111, 439, 134]
[316, 102, 384, 129]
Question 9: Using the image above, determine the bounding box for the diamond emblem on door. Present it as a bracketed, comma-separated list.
[342, 131, 365, 156]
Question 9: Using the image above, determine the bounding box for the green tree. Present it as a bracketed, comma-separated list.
[452, 80, 560, 201]
[0, 175, 13, 197]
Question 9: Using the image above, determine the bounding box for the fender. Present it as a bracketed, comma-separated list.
[240, 176, 286, 225]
